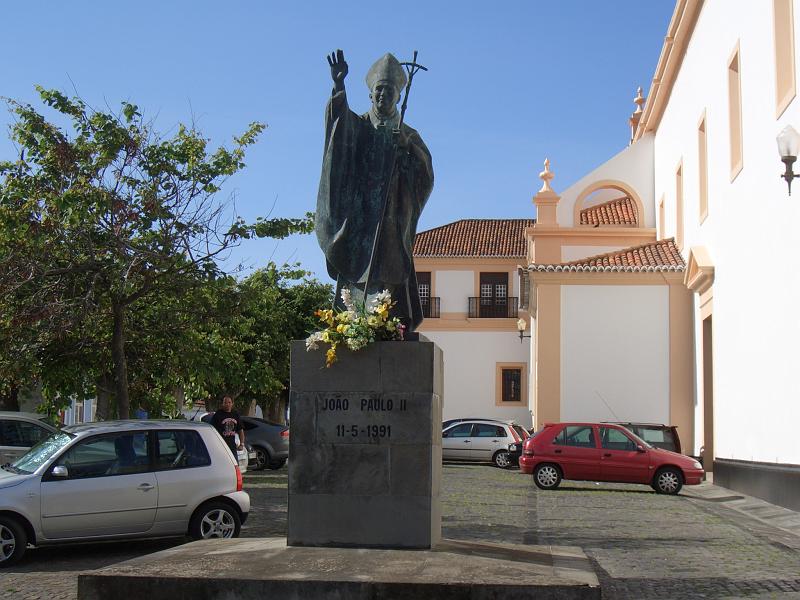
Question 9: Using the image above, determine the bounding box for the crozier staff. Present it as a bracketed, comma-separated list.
[316, 49, 434, 331]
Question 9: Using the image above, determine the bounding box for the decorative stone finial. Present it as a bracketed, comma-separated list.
[633, 86, 645, 113]
[629, 86, 646, 145]
[539, 158, 554, 193]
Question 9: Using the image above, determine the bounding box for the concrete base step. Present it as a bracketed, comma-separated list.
[78, 537, 600, 599]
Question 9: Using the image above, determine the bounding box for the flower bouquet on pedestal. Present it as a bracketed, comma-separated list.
[305, 288, 405, 367]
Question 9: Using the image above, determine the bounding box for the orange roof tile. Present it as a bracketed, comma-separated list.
[580, 196, 638, 226]
[530, 239, 685, 272]
[414, 219, 535, 258]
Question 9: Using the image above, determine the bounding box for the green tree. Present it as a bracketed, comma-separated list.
[184, 265, 332, 421]
[0, 87, 313, 418]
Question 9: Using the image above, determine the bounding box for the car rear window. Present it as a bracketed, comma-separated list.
[512, 425, 529, 439]
[155, 430, 211, 470]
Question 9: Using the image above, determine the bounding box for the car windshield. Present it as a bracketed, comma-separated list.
[10, 432, 74, 474]
[624, 429, 654, 449]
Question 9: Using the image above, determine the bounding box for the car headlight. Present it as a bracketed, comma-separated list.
[508, 444, 517, 452]
[692, 461, 702, 469]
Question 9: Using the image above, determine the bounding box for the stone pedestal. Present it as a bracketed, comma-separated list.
[288, 339, 443, 549]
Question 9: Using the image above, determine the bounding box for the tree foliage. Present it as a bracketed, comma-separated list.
[0, 88, 315, 418]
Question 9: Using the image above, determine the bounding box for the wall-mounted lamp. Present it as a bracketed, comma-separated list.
[516, 318, 531, 343]
[777, 125, 800, 194]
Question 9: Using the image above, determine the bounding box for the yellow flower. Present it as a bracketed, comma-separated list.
[326, 347, 337, 367]
[321, 331, 330, 342]
[336, 324, 350, 333]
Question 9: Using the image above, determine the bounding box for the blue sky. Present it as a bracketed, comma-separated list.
[0, 1, 675, 283]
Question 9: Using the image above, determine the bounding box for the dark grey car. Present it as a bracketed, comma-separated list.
[240, 416, 289, 470]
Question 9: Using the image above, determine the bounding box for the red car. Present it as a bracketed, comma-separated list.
[519, 422, 704, 495]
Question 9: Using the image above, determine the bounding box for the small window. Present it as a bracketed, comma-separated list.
[774, 0, 796, 116]
[600, 427, 637, 452]
[676, 162, 684, 250]
[553, 425, 595, 448]
[698, 115, 708, 223]
[417, 271, 431, 302]
[501, 369, 522, 402]
[728, 45, 743, 178]
[445, 423, 473, 438]
[56, 432, 149, 479]
[155, 430, 211, 470]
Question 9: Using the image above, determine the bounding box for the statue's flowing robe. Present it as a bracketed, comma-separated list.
[316, 89, 434, 330]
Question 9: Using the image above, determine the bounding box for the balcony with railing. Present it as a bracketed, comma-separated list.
[468, 297, 519, 319]
[420, 296, 440, 319]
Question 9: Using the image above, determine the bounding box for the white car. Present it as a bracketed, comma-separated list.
[0, 420, 249, 566]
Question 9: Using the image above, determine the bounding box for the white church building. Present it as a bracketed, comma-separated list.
[415, 0, 800, 511]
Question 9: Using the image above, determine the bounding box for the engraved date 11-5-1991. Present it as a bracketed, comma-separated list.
[335, 424, 391, 438]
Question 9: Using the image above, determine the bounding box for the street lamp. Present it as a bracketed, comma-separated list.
[516, 318, 531, 343]
[777, 125, 800, 194]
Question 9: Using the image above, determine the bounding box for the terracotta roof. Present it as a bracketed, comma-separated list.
[579, 196, 638, 226]
[530, 238, 685, 272]
[413, 219, 535, 258]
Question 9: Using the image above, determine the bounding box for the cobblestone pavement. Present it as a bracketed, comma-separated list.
[2, 465, 800, 599]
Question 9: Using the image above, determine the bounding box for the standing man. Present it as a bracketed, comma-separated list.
[211, 395, 244, 459]
[316, 49, 434, 332]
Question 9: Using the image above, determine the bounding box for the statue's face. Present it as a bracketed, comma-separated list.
[370, 82, 400, 117]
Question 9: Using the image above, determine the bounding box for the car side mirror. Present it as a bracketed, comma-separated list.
[636, 445, 646, 453]
[51, 465, 69, 478]
[442, 431, 449, 438]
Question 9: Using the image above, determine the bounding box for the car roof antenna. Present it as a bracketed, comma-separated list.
[594, 390, 620, 421]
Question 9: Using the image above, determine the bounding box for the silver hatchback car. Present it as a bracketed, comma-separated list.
[442, 420, 527, 468]
[0, 420, 250, 566]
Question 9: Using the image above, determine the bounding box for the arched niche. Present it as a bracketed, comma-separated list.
[572, 179, 645, 227]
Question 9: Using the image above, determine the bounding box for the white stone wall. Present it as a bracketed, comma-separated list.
[560, 285, 670, 424]
[435, 270, 473, 313]
[653, 0, 800, 464]
[557, 133, 656, 228]
[420, 330, 532, 428]
[561, 245, 628, 262]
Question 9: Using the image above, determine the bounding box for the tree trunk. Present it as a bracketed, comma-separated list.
[95, 373, 114, 420]
[0, 386, 20, 411]
[111, 301, 130, 419]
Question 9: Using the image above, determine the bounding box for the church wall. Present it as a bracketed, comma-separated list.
[418, 330, 532, 428]
[560, 245, 628, 262]
[557, 133, 656, 228]
[560, 285, 670, 424]
[653, 0, 800, 467]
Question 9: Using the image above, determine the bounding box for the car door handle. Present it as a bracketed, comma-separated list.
[137, 483, 155, 491]
[463, 440, 471, 444]
[603, 453, 612, 457]
[554, 449, 562, 454]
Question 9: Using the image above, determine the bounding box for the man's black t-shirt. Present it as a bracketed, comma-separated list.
[210, 410, 241, 455]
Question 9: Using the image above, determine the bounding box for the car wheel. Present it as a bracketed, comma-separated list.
[189, 501, 241, 540]
[253, 447, 268, 471]
[653, 467, 683, 495]
[493, 450, 511, 469]
[0, 516, 26, 567]
[267, 458, 287, 470]
[533, 463, 562, 490]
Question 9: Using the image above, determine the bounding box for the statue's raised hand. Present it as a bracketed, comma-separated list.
[328, 49, 348, 91]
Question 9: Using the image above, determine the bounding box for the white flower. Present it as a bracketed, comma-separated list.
[340, 287, 356, 312]
[375, 289, 392, 304]
[305, 331, 324, 351]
